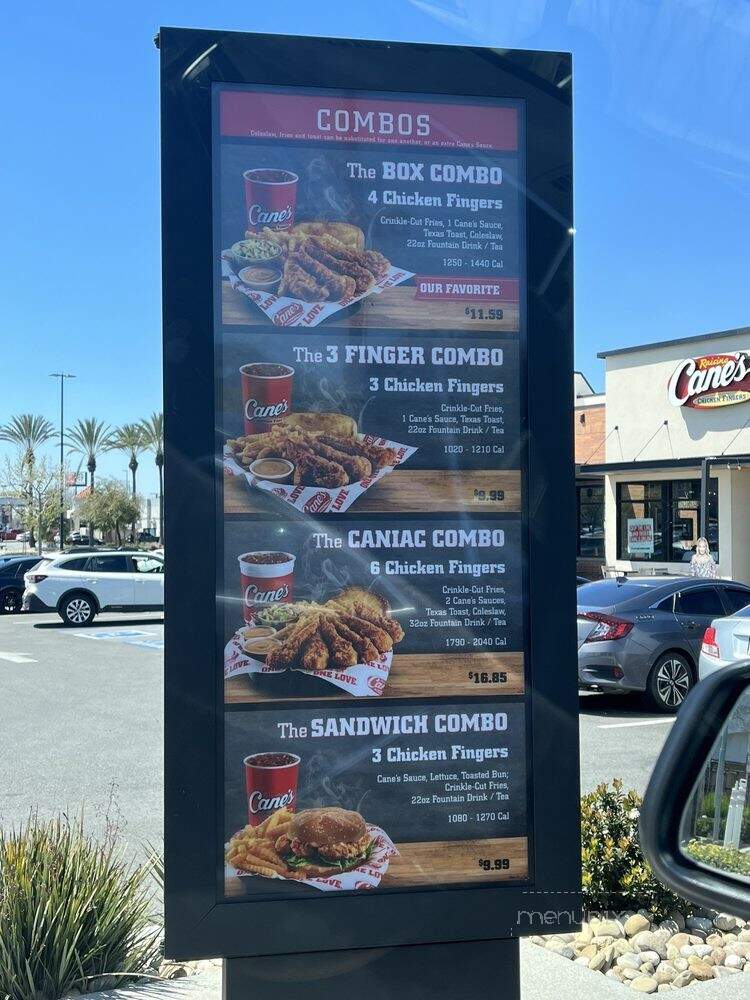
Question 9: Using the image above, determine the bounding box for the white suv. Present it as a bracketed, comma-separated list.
[23, 551, 164, 626]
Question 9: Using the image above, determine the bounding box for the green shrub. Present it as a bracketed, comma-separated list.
[694, 793, 750, 842]
[0, 814, 161, 1000]
[684, 840, 750, 877]
[581, 779, 688, 919]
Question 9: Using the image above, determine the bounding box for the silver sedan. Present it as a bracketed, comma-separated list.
[578, 576, 750, 712]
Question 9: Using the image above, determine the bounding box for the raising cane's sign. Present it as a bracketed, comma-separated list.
[668, 351, 750, 409]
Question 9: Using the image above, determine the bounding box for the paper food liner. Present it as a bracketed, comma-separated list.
[224, 436, 417, 515]
[222, 254, 414, 328]
[226, 823, 398, 892]
[225, 628, 392, 697]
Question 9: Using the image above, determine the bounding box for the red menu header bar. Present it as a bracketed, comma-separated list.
[220, 91, 518, 151]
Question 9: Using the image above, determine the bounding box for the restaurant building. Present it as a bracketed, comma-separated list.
[576, 328, 750, 583]
[578, 326, 750, 583]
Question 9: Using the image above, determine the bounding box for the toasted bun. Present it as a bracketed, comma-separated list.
[291, 807, 366, 848]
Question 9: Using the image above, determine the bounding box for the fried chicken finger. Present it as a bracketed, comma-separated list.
[319, 618, 358, 668]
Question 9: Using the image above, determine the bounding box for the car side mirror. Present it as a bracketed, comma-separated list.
[640, 661, 750, 919]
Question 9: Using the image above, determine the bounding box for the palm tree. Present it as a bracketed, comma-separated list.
[0, 414, 56, 547]
[66, 418, 113, 492]
[66, 419, 113, 542]
[109, 423, 146, 496]
[139, 412, 164, 544]
[108, 423, 146, 544]
[0, 413, 55, 467]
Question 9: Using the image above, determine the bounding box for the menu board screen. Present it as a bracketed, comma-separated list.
[214, 83, 528, 900]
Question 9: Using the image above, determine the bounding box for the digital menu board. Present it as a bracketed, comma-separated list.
[215, 84, 528, 897]
[161, 28, 577, 964]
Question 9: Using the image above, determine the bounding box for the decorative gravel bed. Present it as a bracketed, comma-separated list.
[531, 910, 750, 991]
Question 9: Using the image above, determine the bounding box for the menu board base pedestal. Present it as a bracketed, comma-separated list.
[223, 937, 520, 999]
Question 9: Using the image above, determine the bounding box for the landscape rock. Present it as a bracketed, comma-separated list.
[658, 920, 680, 936]
[668, 911, 686, 932]
[686, 917, 713, 935]
[654, 963, 677, 985]
[689, 961, 715, 982]
[672, 970, 694, 988]
[616, 954, 642, 971]
[589, 950, 609, 972]
[625, 914, 652, 937]
[714, 913, 738, 932]
[639, 951, 662, 967]
[630, 975, 658, 993]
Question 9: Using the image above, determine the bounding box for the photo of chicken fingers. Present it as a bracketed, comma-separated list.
[294, 248, 350, 300]
[327, 616, 380, 664]
[293, 451, 349, 488]
[304, 238, 374, 295]
[338, 614, 393, 654]
[299, 635, 330, 672]
[279, 259, 329, 301]
[352, 601, 406, 643]
[319, 617, 359, 668]
[308, 439, 372, 480]
[316, 434, 398, 470]
[266, 615, 320, 669]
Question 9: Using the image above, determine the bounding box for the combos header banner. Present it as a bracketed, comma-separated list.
[220, 91, 519, 150]
[668, 351, 750, 409]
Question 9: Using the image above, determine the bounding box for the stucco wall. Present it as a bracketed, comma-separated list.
[604, 331, 750, 464]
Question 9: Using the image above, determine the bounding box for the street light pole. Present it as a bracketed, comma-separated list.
[50, 372, 76, 549]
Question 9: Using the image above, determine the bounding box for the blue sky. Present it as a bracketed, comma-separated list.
[2, 1, 749, 492]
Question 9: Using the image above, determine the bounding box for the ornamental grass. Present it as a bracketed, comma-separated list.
[0, 813, 161, 1000]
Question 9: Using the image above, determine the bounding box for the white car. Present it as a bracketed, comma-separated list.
[699, 603, 750, 680]
[23, 551, 164, 626]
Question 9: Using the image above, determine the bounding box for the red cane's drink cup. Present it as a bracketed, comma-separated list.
[240, 363, 294, 436]
[244, 752, 300, 827]
[243, 168, 298, 233]
[239, 551, 295, 624]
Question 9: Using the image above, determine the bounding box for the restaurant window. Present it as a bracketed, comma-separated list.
[616, 479, 718, 562]
[577, 483, 604, 558]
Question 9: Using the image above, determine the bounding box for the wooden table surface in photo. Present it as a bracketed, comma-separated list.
[223, 837, 528, 897]
[225, 652, 524, 703]
[224, 469, 521, 516]
[222, 281, 519, 332]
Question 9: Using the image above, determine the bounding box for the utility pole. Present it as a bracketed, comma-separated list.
[49, 373, 76, 549]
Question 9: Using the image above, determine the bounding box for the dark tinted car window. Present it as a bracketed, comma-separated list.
[577, 581, 658, 607]
[14, 558, 40, 577]
[61, 557, 91, 571]
[674, 588, 725, 617]
[654, 595, 674, 613]
[722, 587, 750, 615]
[88, 555, 130, 573]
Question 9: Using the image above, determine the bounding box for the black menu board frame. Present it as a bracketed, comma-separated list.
[161, 26, 578, 960]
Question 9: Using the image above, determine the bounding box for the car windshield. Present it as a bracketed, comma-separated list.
[577, 580, 663, 608]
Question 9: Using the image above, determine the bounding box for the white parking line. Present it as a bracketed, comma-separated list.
[0, 650, 38, 663]
[597, 718, 675, 730]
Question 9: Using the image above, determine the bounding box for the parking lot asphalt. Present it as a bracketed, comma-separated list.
[0, 611, 674, 858]
[0, 611, 164, 857]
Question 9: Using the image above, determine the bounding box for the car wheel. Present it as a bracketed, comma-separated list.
[646, 652, 693, 712]
[1, 588, 22, 614]
[60, 593, 96, 626]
